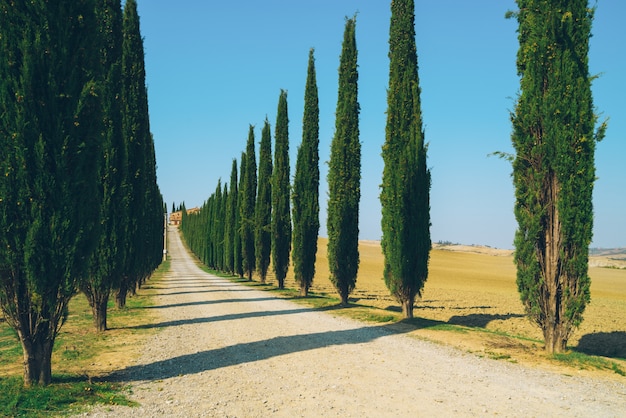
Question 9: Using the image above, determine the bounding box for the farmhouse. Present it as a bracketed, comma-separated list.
[169, 207, 200, 225]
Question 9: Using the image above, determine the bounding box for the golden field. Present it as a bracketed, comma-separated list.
[274, 238, 626, 373]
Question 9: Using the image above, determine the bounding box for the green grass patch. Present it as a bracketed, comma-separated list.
[553, 351, 626, 376]
[0, 324, 21, 368]
[344, 308, 397, 323]
[486, 351, 512, 361]
[0, 375, 137, 417]
[0, 259, 169, 416]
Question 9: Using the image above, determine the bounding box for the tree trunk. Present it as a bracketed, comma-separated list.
[401, 297, 415, 319]
[540, 172, 567, 354]
[299, 283, 309, 297]
[116, 281, 128, 309]
[20, 331, 54, 386]
[543, 323, 568, 354]
[92, 292, 109, 332]
[339, 292, 349, 307]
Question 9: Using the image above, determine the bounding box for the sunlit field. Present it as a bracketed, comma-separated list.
[271, 238, 626, 357]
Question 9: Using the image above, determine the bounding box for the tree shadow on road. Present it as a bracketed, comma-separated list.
[114, 307, 314, 331]
[143, 297, 285, 310]
[105, 323, 409, 383]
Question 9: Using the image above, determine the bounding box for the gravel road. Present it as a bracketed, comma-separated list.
[83, 227, 626, 417]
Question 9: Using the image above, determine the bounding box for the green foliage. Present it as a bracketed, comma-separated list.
[117, 0, 164, 309]
[234, 152, 246, 277]
[272, 91, 292, 289]
[82, 0, 125, 333]
[241, 127, 257, 280]
[381, 0, 431, 319]
[224, 159, 239, 274]
[327, 17, 361, 306]
[510, 0, 604, 352]
[0, 0, 102, 385]
[292, 49, 321, 297]
[256, 119, 273, 283]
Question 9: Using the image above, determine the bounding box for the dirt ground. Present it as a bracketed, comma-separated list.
[81, 227, 626, 417]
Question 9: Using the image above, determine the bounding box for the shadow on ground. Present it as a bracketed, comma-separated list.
[576, 331, 626, 359]
[113, 307, 314, 331]
[106, 323, 409, 382]
[447, 313, 526, 328]
[144, 297, 281, 310]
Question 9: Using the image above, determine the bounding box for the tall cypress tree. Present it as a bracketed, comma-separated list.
[272, 90, 292, 290]
[241, 127, 257, 280]
[81, 0, 125, 332]
[327, 17, 360, 306]
[255, 119, 273, 283]
[292, 49, 320, 297]
[211, 180, 224, 270]
[509, 0, 605, 353]
[235, 151, 246, 278]
[224, 159, 238, 274]
[381, 0, 431, 319]
[118, 0, 150, 308]
[0, 0, 102, 385]
[142, 132, 164, 282]
[117, 0, 163, 306]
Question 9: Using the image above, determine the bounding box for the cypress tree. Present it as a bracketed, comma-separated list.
[272, 90, 292, 290]
[509, 0, 606, 353]
[211, 180, 224, 270]
[220, 183, 228, 270]
[207, 196, 216, 267]
[241, 128, 257, 280]
[292, 49, 320, 297]
[81, 0, 125, 332]
[224, 159, 238, 274]
[118, 0, 144, 307]
[142, 133, 164, 281]
[327, 17, 361, 306]
[381, 0, 431, 319]
[117, 0, 161, 307]
[235, 152, 246, 278]
[255, 119, 273, 283]
[0, 0, 102, 385]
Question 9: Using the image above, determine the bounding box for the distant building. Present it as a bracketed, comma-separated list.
[169, 207, 200, 226]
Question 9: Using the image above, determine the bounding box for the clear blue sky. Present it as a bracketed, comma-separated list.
[136, 1, 625, 250]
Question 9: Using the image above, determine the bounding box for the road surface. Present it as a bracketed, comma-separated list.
[84, 226, 626, 417]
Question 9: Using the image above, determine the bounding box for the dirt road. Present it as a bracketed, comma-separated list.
[84, 227, 625, 417]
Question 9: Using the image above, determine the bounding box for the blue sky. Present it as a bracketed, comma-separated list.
[136, 1, 625, 249]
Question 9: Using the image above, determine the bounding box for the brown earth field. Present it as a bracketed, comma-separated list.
[261, 238, 626, 379]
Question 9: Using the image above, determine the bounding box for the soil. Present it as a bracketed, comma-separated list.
[81, 227, 626, 417]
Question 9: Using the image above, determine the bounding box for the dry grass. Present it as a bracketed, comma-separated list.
[260, 238, 626, 378]
[0, 263, 168, 380]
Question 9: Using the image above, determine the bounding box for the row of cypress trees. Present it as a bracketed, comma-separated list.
[183, 0, 603, 355]
[181, 18, 361, 304]
[0, 0, 164, 385]
[182, 9, 429, 311]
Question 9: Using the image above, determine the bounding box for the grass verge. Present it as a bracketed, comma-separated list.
[553, 352, 626, 376]
[0, 375, 137, 418]
[0, 259, 170, 416]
